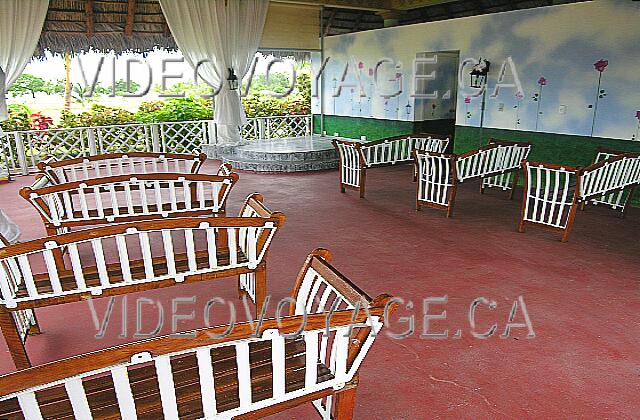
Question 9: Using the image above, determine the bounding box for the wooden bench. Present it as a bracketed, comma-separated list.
[414, 139, 531, 217]
[582, 147, 638, 214]
[333, 133, 450, 198]
[0, 194, 285, 369]
[0, 249, 395, 420]
[519, 153, 640, 241]
[20, 172, 239, 236]
[38, 152, 208, 185]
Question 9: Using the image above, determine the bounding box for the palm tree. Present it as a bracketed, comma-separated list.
[63, 49, 72, 111]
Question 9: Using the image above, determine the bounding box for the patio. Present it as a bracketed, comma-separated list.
[1, 0, 640, 417]
[1, 160, 639, 418]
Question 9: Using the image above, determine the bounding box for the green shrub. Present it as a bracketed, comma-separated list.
[0, 104, 32, 131]
[60, 104, 137, 128]
[135, 97, 213, 123]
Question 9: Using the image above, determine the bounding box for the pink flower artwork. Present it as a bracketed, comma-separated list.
[358, 61, 364, 69]
[464, 96, 471, 104]
[516, 91, 524, 100]
[538, 77, 547, 86]
[636, 110, 640, 120]
[368, 68, 374, 76]
[395, 72, 402, 80]
[594, 59, 608, 72]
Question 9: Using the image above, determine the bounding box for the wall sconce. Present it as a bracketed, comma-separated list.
[227, 68, 239, 90]
[469, 58, 491, 89]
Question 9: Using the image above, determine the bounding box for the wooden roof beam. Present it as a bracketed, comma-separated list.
[390, 0, 460, 11]
[273, 0, 392, 12]
[125, 0, 136, 36]
[323, 9, 336, 36]
[86, 0, 94, 37]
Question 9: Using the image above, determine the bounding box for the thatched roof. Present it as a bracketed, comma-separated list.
[37, 0, 312, 60]
[38, 0, 176, 56]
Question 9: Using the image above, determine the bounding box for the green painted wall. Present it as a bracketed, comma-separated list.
[315, 114, 640, 205]
[315, 114, 640, 167]
[313, 115, 455, 146]
[454, 126, 640, 167]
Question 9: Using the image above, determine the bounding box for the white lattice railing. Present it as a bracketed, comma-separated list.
[0, 115, 312, 175]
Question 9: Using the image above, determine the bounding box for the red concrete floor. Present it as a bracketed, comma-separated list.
[1, 161, 639, 418]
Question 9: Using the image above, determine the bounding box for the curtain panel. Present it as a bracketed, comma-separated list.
[159, 0, 269, 144]
[0, 0, 49, 121]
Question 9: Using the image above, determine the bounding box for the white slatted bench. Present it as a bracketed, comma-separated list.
[0, 228, 39, 351]
[519, 154, 640, 241]
[414, 139, 531, 217]
[0, 194, 285, 369]
[518, 161, 580, 242]
[333, 133, 450, 198]
[20, 172, 239, 236]
[38, 152, 207, 185]
[581, 147, 639, 214]
[0, 249, 395, 420]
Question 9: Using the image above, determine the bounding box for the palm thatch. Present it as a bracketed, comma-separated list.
[38, 0, 176, 56]
[37, 0, 311, 60]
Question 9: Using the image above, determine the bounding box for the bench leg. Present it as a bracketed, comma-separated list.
[509, 171, 520, 200]
[28, 309, 42, 335]
[0, 308, 31, 370]
[333, 382, 358, 420]
[255, 264, 267, 319]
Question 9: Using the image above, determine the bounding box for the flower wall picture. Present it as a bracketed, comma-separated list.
[589, 59, 609, 136]
[532, 76, 546, 131]
[514, 91, 524, 129]
[317, 1, 640, 139]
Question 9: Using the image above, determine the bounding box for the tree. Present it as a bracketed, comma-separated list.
[113, 79, 142, 96]
[8, 74, 48, 98]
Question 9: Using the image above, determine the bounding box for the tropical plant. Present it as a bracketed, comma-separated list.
[0, 104, 31, 131]
[135, 97, 212, 123]
[60, 104, 137, 128]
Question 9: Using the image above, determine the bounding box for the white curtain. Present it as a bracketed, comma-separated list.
[159, 0, 268, 144]
[0, 0, 49, 121]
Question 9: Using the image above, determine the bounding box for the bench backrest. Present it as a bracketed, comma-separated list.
[20, 173, 238, 232]
[456, 142, 531, 182]
[0, 194, 284, 310]
[38, 152, 207, 184]
[332, 140, 365, 189]
[362, 133, 450, 167]
[413, 151, 457, 208]
[579, 152, 640, 201]
[0, 250, 394, 420]
[521, 161, 580, 229]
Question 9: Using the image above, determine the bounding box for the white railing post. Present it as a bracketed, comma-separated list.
[307, 115, 312, 136]
[151, 124, 161, 152]
[258, 118, 265, 141]
[87, 128, 97, 156]
[200, 121, 208, 146]
[14, 133, 29, 175]
[207, 121, 217, 145]
[265, 118, 271, 140]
